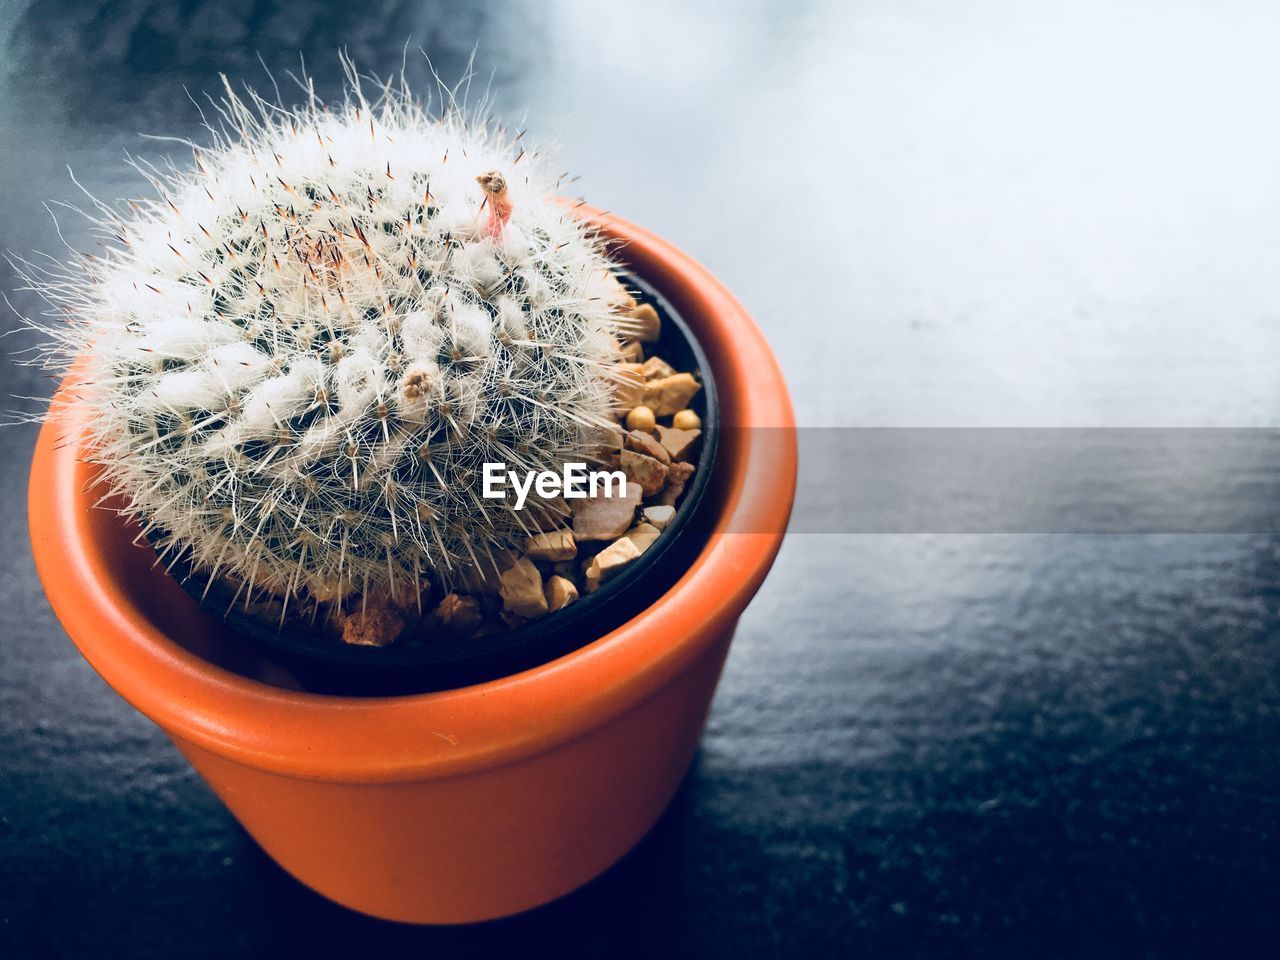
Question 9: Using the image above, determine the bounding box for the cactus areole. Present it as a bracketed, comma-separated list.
[23, 71, 718, 671]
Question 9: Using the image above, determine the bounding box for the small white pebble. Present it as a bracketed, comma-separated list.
[545, 575, 579, 612]
[498, 557, 548, 619]
[625, 522, 661, 554]
[592, 537, 642, 580]
[643, 505, 676, 530]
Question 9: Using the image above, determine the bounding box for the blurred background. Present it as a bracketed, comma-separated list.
[3, 0, 1280, 956]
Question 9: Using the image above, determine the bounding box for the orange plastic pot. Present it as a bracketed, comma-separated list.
[27, 207, 797, 924]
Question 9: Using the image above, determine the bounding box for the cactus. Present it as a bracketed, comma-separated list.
[22, 68, 641, 616]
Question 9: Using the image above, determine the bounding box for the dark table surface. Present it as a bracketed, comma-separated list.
[3, 1, 1280, 957]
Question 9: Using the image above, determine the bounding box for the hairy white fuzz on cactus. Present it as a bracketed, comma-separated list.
[21, 69, 640, 613]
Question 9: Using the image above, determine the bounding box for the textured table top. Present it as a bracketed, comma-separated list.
[3, 1, 1280, 956]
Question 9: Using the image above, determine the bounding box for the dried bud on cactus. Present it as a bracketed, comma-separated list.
[20, 68, 637, 613]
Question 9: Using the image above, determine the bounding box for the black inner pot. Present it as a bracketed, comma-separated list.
[164, 272, 719, 696]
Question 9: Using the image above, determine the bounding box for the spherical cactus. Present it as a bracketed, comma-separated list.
[28, 71, 641, 613]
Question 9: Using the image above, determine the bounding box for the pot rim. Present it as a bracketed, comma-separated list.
[28, 206, 797, 782]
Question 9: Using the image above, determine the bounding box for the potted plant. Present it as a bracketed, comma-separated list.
[23, 72, 795, 923]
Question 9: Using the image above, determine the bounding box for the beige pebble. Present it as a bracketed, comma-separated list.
[657, 461, 696, 506]
[342, 602, 405, 647]
[643, 505, 676, 530]
[498, 556, 549, 619]
[641, 355, 675, 380]
[627, 302, 661, 343]
[641, 373, 701, 417]
[626, 428, 671, 464]
[526, 495, 571, 532]
[429, 593, 484, 634]
[545, 575, 579, 612]
[620, 448, 669, 497]
[672, 409, 702, 431]
[589, 536, 642, 580]
[619, 340, 644, 363]
[625, 405, 656, 433]
[525, 529, 577, 562]
[625, 522, 662, 554]
[613, 363, 646, 407]
[654, 424, 701, 462]
[572, 480, 642, 541]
